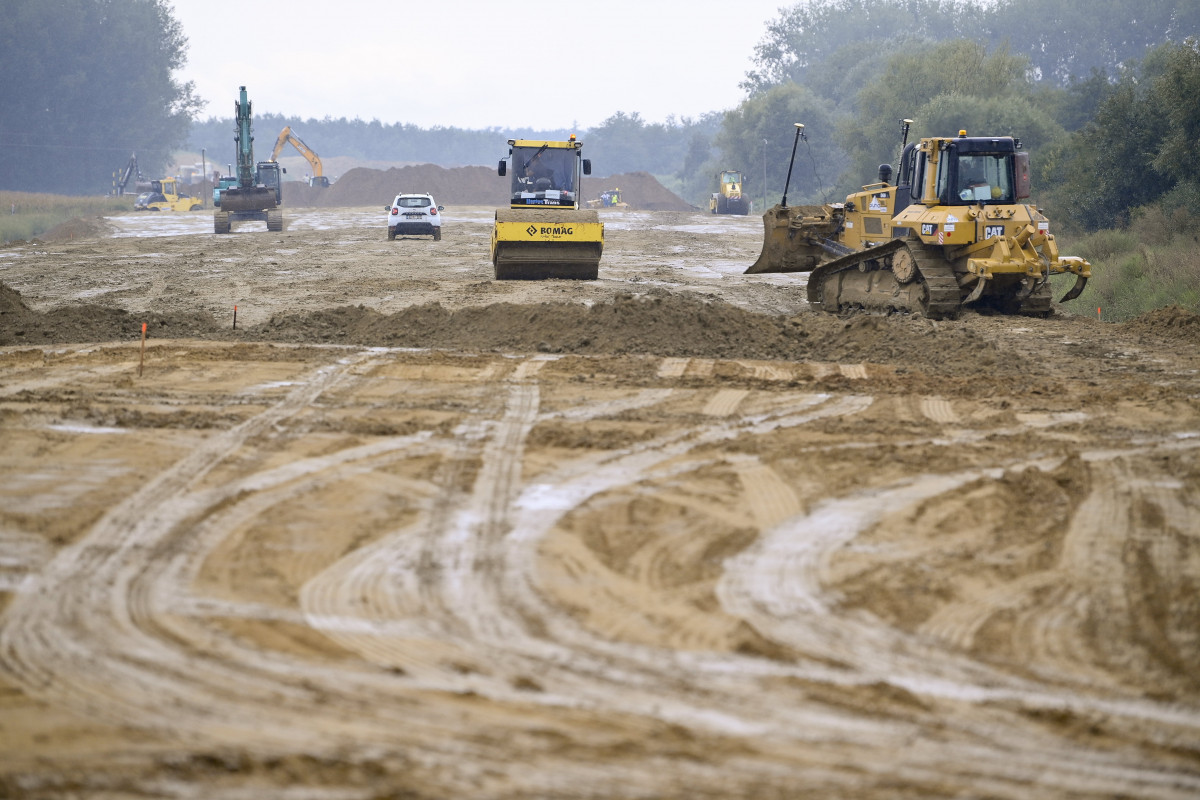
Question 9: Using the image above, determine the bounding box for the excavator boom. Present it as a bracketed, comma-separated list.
[270, 126, 328, 187]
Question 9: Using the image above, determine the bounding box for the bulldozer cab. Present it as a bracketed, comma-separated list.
[898, 135, 1029, 208]
[500, 138, 590, 209]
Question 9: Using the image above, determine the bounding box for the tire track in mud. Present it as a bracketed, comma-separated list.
[0, 352, 405, 735]
[4, 346, 1200, 797]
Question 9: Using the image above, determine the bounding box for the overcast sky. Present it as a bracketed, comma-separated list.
[167, 0, 790, 130]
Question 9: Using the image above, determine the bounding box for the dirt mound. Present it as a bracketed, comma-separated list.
[0, 282, 221, 346]
[283, 165, 692, 211]
[36, 216, 115, 242]
[1, 281, 1001, 371]
[582, 172, 696, 211]
[1122, 304, 1200, 342]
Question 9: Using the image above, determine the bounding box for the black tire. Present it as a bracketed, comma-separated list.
[433, 228, 441, 241]
[387, 227, 396, 241]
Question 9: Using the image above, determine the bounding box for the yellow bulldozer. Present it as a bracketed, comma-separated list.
[747, 121, 1090, 318]
[710, 170, 749, 215]
[492, 136, 604, 280]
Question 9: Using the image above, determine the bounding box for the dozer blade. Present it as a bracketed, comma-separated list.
[745, 203, 832, 274]
[492, 209, 603, 280]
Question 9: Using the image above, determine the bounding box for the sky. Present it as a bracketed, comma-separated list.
[167, 0, 791, 131]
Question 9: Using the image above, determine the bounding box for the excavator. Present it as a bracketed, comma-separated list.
[492, 136, 604, 279]
[214, 86, 285, 234]
[112, 153, 151, 197]
[710, 170, 749, 215]
[746, 121, 1090, 318]
[270, 126, 330, 188]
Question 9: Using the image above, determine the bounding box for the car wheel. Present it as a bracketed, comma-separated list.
[387, 228, 396, 240]
[433, 228, 441, 241]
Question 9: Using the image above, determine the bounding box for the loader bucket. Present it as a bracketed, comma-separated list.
[744, 203, 834, 274]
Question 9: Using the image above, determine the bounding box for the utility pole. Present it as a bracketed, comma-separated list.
[762, 139, 768, 208]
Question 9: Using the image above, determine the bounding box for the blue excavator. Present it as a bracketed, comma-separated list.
[213, 86, 285, 234]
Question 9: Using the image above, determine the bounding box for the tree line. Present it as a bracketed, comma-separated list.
[3, 0, 1197, 232]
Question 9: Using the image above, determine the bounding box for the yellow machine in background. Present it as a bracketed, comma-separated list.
[270, 126, 330, 188]
[586, 187, 629, 209]
[747, 122, 1090, 318]
[134, 177, 202, 211]
[492, 136, 604, 280]
[710, 170, 749, 215]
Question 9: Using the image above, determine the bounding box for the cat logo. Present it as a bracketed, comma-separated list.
[985, 225, 1005, 239]
[921, 223, 937, 236]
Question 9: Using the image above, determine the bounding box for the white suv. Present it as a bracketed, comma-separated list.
[385, 193, 443, 240]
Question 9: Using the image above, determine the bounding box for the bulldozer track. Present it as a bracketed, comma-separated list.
[806, 238, 962, 319]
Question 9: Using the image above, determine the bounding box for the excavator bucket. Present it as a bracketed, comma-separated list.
[218, 186, 276, 214]
[744, 203, 837, 274]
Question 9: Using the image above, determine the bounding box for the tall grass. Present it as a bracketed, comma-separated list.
[1057, 203, 1200, 321]
[0, 191, 133, 244]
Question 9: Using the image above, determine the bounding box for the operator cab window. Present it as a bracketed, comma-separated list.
[938, 150, 1016, 205]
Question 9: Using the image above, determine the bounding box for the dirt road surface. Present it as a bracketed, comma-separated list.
[1, 205, 1198, 798]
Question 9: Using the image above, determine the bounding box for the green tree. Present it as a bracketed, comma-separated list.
[1150, 38, 1200, 184]
[743, 0, 972, 96]
[714, 83, 847, 206]
[838, 41, 1062, 190]
[0, 0, 200, 195]
[1042, 40, 1199, 229]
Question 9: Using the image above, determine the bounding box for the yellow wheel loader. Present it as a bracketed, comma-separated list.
[134, 177, 202, 212]
[747, 123, 1090, 319]
[710, 170, 749, 215]
[492, 136, 603, 280]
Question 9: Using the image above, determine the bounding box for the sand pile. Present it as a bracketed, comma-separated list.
[1, 281, 999, 372]
[283, 165, 693, 211]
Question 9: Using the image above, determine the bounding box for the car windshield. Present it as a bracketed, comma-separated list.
[396, 197, 431, 208]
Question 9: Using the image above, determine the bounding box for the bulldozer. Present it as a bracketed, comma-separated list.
[710, 170, 749, 215]
[746, 121, 1090, 318]
[492, 136, 603, 279]
[214, 86, 285, 234]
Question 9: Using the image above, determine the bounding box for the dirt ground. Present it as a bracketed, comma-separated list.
[1, 204, 1198, 799]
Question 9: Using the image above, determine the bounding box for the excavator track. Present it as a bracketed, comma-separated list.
[806, 238, 961, 320]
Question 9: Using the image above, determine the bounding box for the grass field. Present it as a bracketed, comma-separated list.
[0, 191, 134, 244]
[1058, 203, 1200, 321]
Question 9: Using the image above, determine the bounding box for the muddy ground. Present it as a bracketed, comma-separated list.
[1, 205, 1198, 799]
